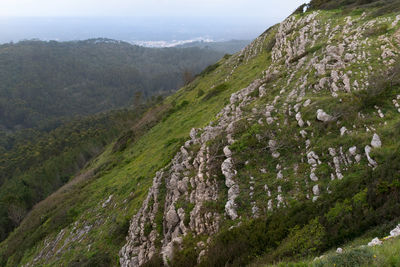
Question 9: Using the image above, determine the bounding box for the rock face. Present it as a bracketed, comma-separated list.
[120, 78, 265, 266]
[119, 9, 399, 267]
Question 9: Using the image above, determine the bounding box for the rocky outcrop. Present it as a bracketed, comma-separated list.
[120, 78, 265, 266]
[119, 10, 400, 266]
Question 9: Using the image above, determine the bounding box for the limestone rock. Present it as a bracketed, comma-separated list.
[371, 133, 382, 148]
[317, 109, 334, 122]
[296, 112, 305, 127]
[312, 185, 320, 196]
[368, 237, 382, 247]
[365, 145, 378, 167]
[390, 224, 400, 237]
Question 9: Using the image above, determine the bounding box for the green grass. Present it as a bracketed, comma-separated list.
[269, 234, 400, 267]
[2, 6, 400, 267]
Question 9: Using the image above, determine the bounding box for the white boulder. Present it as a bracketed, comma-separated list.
[317, 109, 334, 122]
[371, 133, 382, 148]
[368, 237, 382, 247]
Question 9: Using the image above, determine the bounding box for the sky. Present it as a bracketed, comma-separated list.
[0, 0, 308, 44]
[0, 0, 306, 19]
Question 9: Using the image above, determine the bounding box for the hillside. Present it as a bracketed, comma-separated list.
[1, 1, 400, 267]
[0, 38, 226, 244]
[0, 38, 224, 132]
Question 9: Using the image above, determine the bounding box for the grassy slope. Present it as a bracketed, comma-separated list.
[2, 6, 400, 267]
[0, 29, 273, 266]
[270, 231, 400, 266]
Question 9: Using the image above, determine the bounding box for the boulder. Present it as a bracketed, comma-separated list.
[368, 237, 382, 247]
[317, 109, 334, 122]
[371, 133, 382, 148]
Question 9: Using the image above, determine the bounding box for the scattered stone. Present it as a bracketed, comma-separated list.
[368, 237, 382, 247]
[349, 146, 357, 156]
[340, 126, 347, 136]
[223, 146, 232, 157]
[390, 224, 400, 237]
[303, 99, 311, 107]
[296, 112, 305, 127]
[371, 133, 382, 148]
[312, 184, 320, 196]
[365, 145, 378, 167]
[310, 172, 319, 182]
[317, 109, 334, 122]
[102, 195, 113, 208]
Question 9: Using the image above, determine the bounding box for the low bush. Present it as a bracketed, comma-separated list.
[67, 251, 113, 267]
[170, 234, 198, 267]
[355, 57, 400, 110]
[202, 83, 229, 101]
[314, 247, 373, 267]
[198, 62, 220, 77]
[363, 23, 388, 37]
[273, 218, 327, 260]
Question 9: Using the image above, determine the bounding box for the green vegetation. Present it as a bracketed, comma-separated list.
[273, 232, 400, 267]
[202, 83, 229, 101]
[1, 3, 400, 267]
[0, 29, 268, 266]
[0, 38, 225, 131]
[0, 38, 227, 243]
[0, 107, 148, 242]
[308, 0, 400, 15]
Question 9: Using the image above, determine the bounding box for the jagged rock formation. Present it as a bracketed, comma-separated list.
[120, 78, 264, 266]
[120, 10, 400, 265]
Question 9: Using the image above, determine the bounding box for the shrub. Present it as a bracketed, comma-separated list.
[197, 89, 205, 97]
[141, 255, 165, 267]
[273, 218, 327, 259]
[170, 234, 198, 267]
[202, 83, 229, 101]
[355, 57, 400, 110]
[325, 200, 353, 224]
[198, 62, 220, 77]
[67, 251, 113, 267]
[314, 247, 373, 267]
[363, 23, 388, 37]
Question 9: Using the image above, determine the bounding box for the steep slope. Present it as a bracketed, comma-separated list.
[1, 4, 400, 267]
[119, 7, 400, 266]
[0, 29, 269, 267]
[0, 106, 152, 243]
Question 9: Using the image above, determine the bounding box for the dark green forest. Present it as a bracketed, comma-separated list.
[0, 38, 225, 132]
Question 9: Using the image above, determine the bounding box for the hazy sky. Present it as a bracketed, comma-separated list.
[0, 0, 309, 44]
[1, 0, 307, 19]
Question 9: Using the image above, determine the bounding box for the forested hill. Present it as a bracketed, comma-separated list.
[0, 38, 225, 131]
